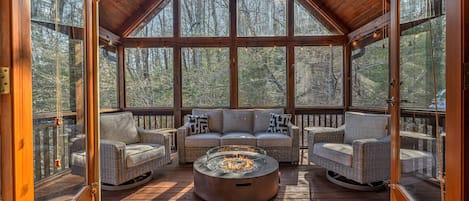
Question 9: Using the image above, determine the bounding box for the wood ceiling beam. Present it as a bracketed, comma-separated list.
[349, 11, 443, 45]
[298, 0, 350, 35]
[348, 12, 390, 42]
[118, 0, 170, 38]
[99, 26, 121, 45]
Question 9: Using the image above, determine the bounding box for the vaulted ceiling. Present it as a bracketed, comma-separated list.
[99, 0, 388, 38]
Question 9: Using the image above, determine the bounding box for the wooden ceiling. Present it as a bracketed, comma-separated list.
[99, 0, 387, 38]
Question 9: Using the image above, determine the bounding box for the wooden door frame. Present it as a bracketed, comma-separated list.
[390, 0, 468, 200]
[446, 0, 468, 200]
[0, 0, 101, 200]
[0, 0, 34, 200]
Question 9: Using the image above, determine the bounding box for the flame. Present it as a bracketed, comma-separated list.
[220, 154, 254, 172]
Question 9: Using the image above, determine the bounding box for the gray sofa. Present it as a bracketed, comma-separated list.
[177, 109, 299, 164]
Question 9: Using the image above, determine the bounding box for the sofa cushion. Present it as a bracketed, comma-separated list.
[400, 149, 434, 173]
[223, 110, 254, 133]
[344, 112, 390, 144]
[267, 113, 291, 134]
[187, 115, 209, 135]
[253, 109, 284, 133]
[125, 143, 165, 168]
[185, 133, 221, 147]
[101, 112, 140, 144]
[192, 109, 223, 133]
[313, 143, 353, 166]
[221, 132, 257, 146]
[255, 132, 292, 147]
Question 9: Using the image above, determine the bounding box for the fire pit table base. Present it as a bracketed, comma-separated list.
[194, 169, 278, 201]
[193, 145, 279, 201]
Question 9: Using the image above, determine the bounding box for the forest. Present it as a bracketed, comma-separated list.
[30, 0, 446, 115]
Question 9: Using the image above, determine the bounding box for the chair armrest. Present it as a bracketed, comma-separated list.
[100, 139, 126, 168]
[288, 123, 300, 163]
[352, 138, 391, 175]
[177, 123, 190, 163]
[138, 128, 169, 145]
[307, 127, 345, 145]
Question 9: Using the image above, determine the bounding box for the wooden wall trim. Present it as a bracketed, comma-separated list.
[118, 47, 125, 110]
[0, 0, 34, 200]
[343, 44, 351, 111]
[122, 36, 347, 47]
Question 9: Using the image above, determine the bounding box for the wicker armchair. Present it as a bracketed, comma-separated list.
[70, 112, 171, 190]
[308, 112, 391, 190]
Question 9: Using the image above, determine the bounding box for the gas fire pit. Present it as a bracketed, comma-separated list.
[193, 145, 279, 201]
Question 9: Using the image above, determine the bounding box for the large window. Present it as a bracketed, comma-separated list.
[129, 0, 173, 37]
[181, 0, 229, 37]
[125, 48, 174, 107]
[99, 45, 118, 109]
[237, 0, 286, 36]
[182, 48, 230, 107]
[294, 0, 334, 36]
[295, 46, 343, 106]
[238, 47, 286, 107]
[351, 39, 389, 108]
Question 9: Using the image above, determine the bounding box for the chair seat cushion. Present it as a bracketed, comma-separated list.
[313, 143, 353, 166]
[126, 143, 165, 168]
[185, 133, 221, 147]
[221, 132, 257, 146]
[400, 149, 434, 173]
[255, 132, 292, 147]
[71, 150, 86, 168]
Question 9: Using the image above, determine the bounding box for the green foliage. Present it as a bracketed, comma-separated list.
[182, 48, 230, 107]
[125, 48, 174, 107]
[295, 46, 343, 106]
[238, 47, 286, 107]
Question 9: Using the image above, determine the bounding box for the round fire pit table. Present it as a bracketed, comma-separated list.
[193, 145, 279, 201]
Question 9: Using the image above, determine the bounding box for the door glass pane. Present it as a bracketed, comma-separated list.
[31, 0, 86, 199]
[399, 0, 446, 200]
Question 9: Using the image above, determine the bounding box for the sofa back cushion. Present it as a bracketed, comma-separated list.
[222, 109, 254, 133]
[344, 112, 390, 144]
[253, 108, 284, 133]
[192, 109, 223, 133]
[100, 112, 140, 144]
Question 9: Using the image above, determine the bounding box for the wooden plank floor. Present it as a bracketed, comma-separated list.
[34, 150, 441, 201]
[101, 160, 390, 201]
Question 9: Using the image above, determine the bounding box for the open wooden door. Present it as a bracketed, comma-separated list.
[0, 0, 100, 200]
[390, 0, 467, 200]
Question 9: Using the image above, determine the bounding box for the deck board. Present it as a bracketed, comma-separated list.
[34, 151, 441, 201]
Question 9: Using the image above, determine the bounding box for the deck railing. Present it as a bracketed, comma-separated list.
[33, 114, 79, 182]
[32, 108, 445, 182]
